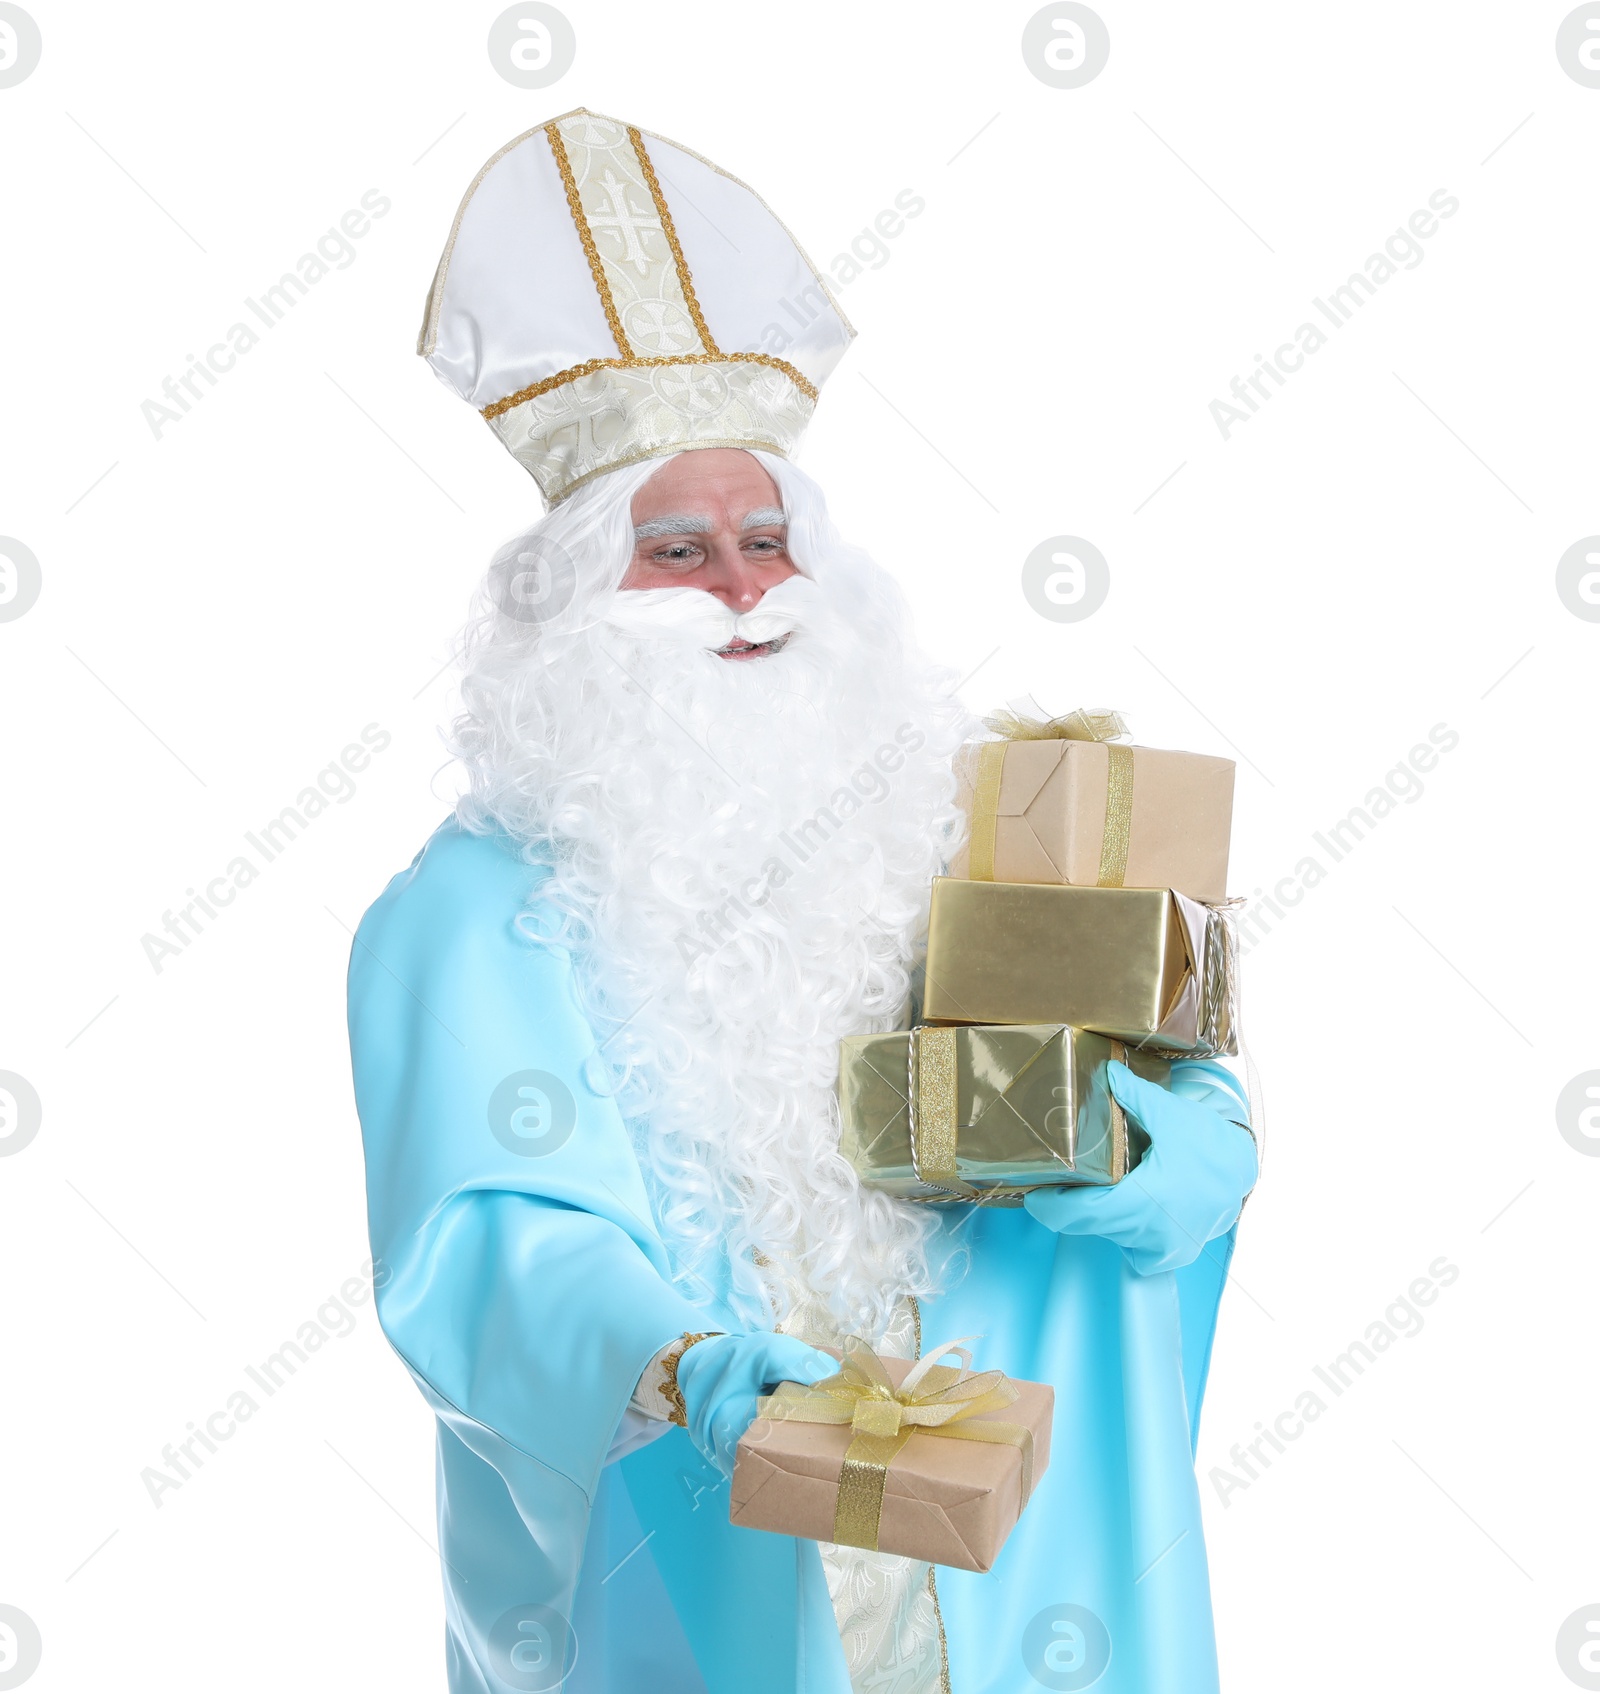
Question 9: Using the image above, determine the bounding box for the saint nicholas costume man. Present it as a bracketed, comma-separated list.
[348, 108, 1257, 1694]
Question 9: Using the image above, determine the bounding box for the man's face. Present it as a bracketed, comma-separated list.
[623, 449, 798, 661]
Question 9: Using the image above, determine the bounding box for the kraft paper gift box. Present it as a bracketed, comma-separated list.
[921, 878, 1237, 1057]
[948, 712, 1235, 904]
[729, 1340, 1054, 1573]
[837, 1024, 1171, 1202]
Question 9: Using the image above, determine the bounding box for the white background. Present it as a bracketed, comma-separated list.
[1, 2, 1596, 1689]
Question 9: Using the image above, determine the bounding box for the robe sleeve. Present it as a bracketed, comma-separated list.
[346, 819, 709, 1504]
[1166, 1056, 1252, 1443]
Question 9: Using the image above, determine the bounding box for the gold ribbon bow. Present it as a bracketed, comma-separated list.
[980, 703, 1129, 744]
[757, 1335, 1035, 1552]
[968, 699, 1135, 887]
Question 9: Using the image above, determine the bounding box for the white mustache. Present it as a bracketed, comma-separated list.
[601, 575, 820, 649]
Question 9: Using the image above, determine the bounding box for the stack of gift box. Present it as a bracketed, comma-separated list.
[838, 704, 1239, 1204]
[727, 706, 1240, 1571]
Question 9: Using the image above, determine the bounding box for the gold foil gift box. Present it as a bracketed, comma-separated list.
[949, 706, 1235, 904]
[838, 1024, 1170, 1201]
[921, 878, 1237, 1057]
[730, 1338, 1054, 1572]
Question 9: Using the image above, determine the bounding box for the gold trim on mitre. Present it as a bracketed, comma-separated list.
[543, 120, 634, 360]
[485, 358, 815, 503]
[624, 122, 721, 358]
[481, 351, 818, 421]
[420, 107, 847, 505]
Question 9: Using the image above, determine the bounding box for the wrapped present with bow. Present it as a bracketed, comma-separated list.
[949, 701, 1235, 904]
[838, 1024, 1171, 1202]
[922, 877, 1238, 1056]
[729, 1336, 1053, 1572]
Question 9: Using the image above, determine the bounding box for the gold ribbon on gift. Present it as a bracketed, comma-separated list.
[968, 701, 1135, 887]
[757, 1335, 1036, 1552]
[1198, 897, 1242, 1058]
[907, 1026, 1133, 1194]
[906, 1026, 976, 1198]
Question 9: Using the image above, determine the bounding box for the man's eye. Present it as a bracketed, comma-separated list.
[654, 544, 702, 563]
[746, 536, 784, 553]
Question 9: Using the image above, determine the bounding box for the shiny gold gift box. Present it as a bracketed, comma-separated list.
[921, 878, 1236, 1056]
[838, 1024, 1171, 1202]
[950, 734, 1235, 903]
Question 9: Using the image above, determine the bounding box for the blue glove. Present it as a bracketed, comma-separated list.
[674, 1331, 839, 1477]
[1022, 1061, 1257, 1275]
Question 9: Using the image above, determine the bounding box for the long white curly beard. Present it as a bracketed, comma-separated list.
[451, 453, 971, 1337]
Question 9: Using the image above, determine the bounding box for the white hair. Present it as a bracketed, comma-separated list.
[450, 450, 973, 1337]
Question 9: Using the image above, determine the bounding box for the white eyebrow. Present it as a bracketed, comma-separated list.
[633, 513, 714, 540]
[633, 508, 788, 540]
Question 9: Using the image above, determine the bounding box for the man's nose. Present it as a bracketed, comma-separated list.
[701, 544, 791, 610]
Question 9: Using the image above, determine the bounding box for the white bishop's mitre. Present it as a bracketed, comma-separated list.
[419, 107, 855, 505]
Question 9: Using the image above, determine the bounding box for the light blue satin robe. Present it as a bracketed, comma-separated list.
[348, 819, 1248, 1694]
